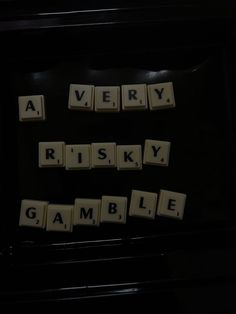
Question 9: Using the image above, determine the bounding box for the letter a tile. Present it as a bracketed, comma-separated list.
[46, 204, 73, 232]
[18, 95, 46, 121]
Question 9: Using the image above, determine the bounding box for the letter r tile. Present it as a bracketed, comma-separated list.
[148, 82, 175, 110]
[39, 142, 65, 168]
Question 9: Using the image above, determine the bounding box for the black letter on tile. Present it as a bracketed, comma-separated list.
[98, 148, 107, 160]
[46, 148, 55, 159]
[139, 197, 146, 209]
[80, 208, 93, 219]
[154, 88, 164, 99]
[75, 90, 85, 101]
[78, 153, 82, 163]
[53, 213, 63, 224]
[168, 199, 176, 211]
[108, 203, 117, 214]
[124, 151, 133, 162]
[128, 90, 137, 100]
[103, 91, 110, 102]
[26, 207, 36, 219]
[26, 100, 36, 111]
[152, 146, 161, 157]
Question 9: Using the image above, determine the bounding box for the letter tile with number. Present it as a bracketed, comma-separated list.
[129, 190, 158, 219]
[95, 86, 120, 112]
[117, 145, 142, 170]
[19, 199, 48, 228]
[91, 142, 116, 168]
[148, 82, 175, 110]
[66, 144, 91, 170]
[39, 142, 65, 168]
[46, 204, 73, 232]
[74, 198, 101, 226]
[100, 196, 127, 224]
[122, 84, 148, 110]
[143, 139, 171, 167]
[157, 190, 186, 220]
[18, 95, 46, 121]
[68, 84, 94, 111]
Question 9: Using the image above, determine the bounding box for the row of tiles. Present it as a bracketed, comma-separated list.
[19, 189, 186, 232]
[18, 82, 175, 121]
[38, 139, 171, 169]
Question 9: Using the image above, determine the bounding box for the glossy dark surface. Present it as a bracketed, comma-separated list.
[0, 2, 236, 312]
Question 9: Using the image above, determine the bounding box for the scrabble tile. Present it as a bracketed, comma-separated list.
[91, 142, 116, 168]
[46, 204, 73, 232]
[122, 84, 148, 110]
[66, 144, 91, 170]
[19, 199, 48, 228]
[18, 95, 46, 121]
[148, 82, 176, 110]
[95, 86, 120, 112]
[68, 84, 94, 111]
[117, 145, 142, 170]
[100, 196, 127, 224]
[129, 190, 158, 219]
[39, 142, 65, 167]
[143, 139, 171, 167]
[157, 190, 186, 220]
[74, 198, 101, 226]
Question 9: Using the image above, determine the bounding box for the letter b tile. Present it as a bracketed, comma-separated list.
[100, 196, 127, 224]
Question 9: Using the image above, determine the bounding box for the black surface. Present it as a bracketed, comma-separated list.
[6, 46, 234, 243]
[1, 1, 236, 311]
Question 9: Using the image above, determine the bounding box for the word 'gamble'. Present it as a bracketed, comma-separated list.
[19, 189, 187, 232]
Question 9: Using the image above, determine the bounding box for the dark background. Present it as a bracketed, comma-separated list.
[1, 1, 236, 312]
